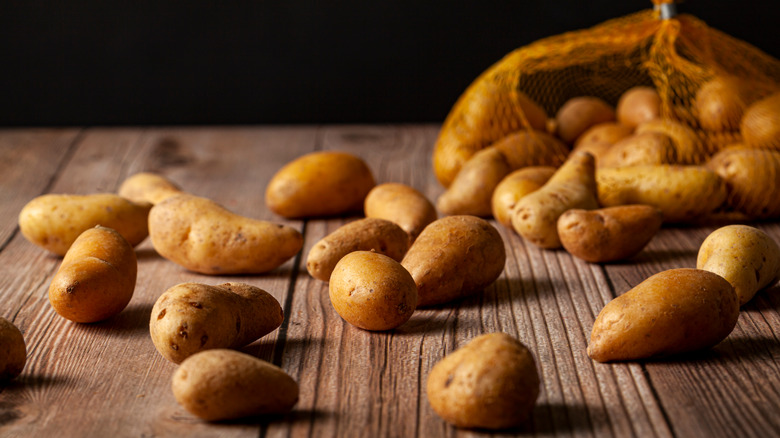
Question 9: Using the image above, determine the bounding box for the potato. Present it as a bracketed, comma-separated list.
[426, 333, 539, 430]
[599, 132, 676, 168]
[118, 172, 183, 205]
[148, 194, 303, 275]
[364, 183, 437, 243]
[47, 226, 136, 323]
[172, 349, 299, 421]
[554, 96, 616, 144]
[491, 166, 556, 228]
[511, 150, 599, 249]
[402, 216, 505, 307]
[697, 225, 780, 306]
[492, 130, 569, 170]
[18, 193, 151, 256]
[150, 282, 283, 364]
[328, 251, 417, 331]
[635, 119, 706, 164]
[596, 165, 727, 223]
[265, 151, 376, 218]
[695, 76, 758, 132]
[574, 122, 634, 150]
[706, 147, 780, 219]
[588, 268, 739, 362]
[306, 218, 411, 282]
[0, 317, 26, 381]
[740, 91, 780, 150]
[616, 86, 661, 129]
[558, 205, 663, 263]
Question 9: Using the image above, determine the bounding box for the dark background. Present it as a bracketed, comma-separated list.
[1, 1, 778, 126]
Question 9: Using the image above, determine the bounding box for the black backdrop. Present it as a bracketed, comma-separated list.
[1, 1, 778, 126]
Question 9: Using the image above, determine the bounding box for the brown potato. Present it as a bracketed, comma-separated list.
[364, 183, 437, 243]
[588, 268, 739, 362]
[306, 218, 410, 282]
[554, 96, 616, 144]
[148, 194, 303, 275]
[695, 76, 758, 132]
[0, 317, 26, 381]
[697, 225, 780, 306]
[426, 333, 539, 430]
[150, 282, 283, 364]
[491, 166, 556, 228]
[616, 86, 661, 129]
[599, 132, 676, 168]
[172, 349, 299, 421]
[574, 122, 634, 150]
[328, 251, 417, 331]
[118, 172, 183, 205]
[492, 130, 569, 170]
[18, 193, 151, 256]
[558, 205, 663, 263]
[436, 147, 511, 217]
[706, 147, 780, 219]
[48, 226, 137, 323]
[402, 216, 505, 307]
[265, 151, 376, 218]
[635, 119, 706, 164]
[741, 91, 780, 150]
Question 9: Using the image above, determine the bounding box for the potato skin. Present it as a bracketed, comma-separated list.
[555, 96, 616, 144]
[48, 226, 137, 323]
[426, 333, 539, 430]
[436, 147, 511, 217]
[363, 183, 437, 243]
[18, 193, 151, 256]
[599, 132, 676, 168]
[0, 317, 26, 381]
[707, 147, 780, 219]
[306, 218, 411, 282]
[697, 225, 780, 306]
[588, 268, 739, 362]
[150, 282, 284, 364]
[491, 166, 556, 228]
[329, 251, 417, 331]
[616, 86, 661, 129]
[574, 122, 634, 150]
[558, 205, 663, 263]
[402, 216, 505, 307]
[265, 151, 375, 218]
[694, 76, 757, 132]
[148, 194, 303, 275]
[172, 349, 299, 421]
[118, 172, 183, 205]
[635, 119, 705, 164]
[740, 91, 780, 150]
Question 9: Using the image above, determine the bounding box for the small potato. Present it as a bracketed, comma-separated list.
[588, 268, 739, 362]
[596, 165, 727, 223]
[148, 194, 303, 275]
[426, 333, 539, 430]
[118, 172, 184, 205]
[599, 132, 676, 168]
[172, 349, 299, 421]
[695, 76, 758, 132]
[706, 147, 780, 219]
[329, 251, 417, 331]
[741, 91, 780, 150]
[402, 216, 505, 307]
[574, 122, 634, 150]
[0, 317, 26, 381]
[18, 193, 151, 256]
[150, 282, 283, 364]
[48, 226, 137, 323]
[491, 166, 556, 228]
[306, 218, 411, 282]
[635, 119, 706, 164]
[616, 86, 661, 129]
[697, 225, 780, 306]
[364, 183, 437, 243]
[554, 96, 616, 144]
[558, 205, 663, 263]
[436, 147, 512, 217]
[492, 130, 569, 170]
[265, 151, 376, 218]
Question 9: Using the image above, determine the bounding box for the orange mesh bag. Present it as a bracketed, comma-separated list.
[433, 1, 780, 220]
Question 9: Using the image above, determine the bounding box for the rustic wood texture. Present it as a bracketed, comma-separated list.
[0, 125, 779, 438]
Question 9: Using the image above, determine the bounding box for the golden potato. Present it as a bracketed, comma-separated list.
[306, 218, 410, 282]
[491, 166, 556, 228]
[492, 130, 569, 170]
[741, 91, 780, 150]
[554, 96, 616, 144]
[402, 216, 505, 307]
[635, 119, 706, 164]
[436, 147, 511, 217]
[118, 172, 183, 205]
[150, 282, 283, 364]
[265, 151, 376, 218]
[574, 122, 634, 150]
[706, 147, 780, 219]
[588, 268, 738, 362]
[148, 194, 303, 275]
[48, 226, 137, 323]
[426, 333, 539, 430]
[697, 225, 780, 306]
[695, 76, 758, 132]
[364, 183, 437, 243]
[329, 251, 417, 331]
[558, 205, 663, 263]
[599, 132, 676, 168]
[18, 193, 151, 256]
[616, 86, 661, 129]
[0, 317, 26, 381]
[172, 349, 299, 421]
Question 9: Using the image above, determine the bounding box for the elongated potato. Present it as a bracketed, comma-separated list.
[265, 151, 375, 218]
[588, 268, 739, 362]
[118, 172, 184, 205]
[707, 147, 780, 219]
[0, 317, 26, 381]
[306, 218, 410, 282]
[150, 282, 283, 364]
[149, 194, 302, 274]
[18, 193, 151, 256]
[364, 183, 437, 243]
[402, 216, 505, 307]
[172, 349, 299, 421]
[616, 86, 661, 129]
[436, 147, 511, 217]
[491, 166, 556, 228]
[554, 96, 616, 144]
[48, 226, 137, 323]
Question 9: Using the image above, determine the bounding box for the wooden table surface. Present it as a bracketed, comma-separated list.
[1, 125, 779, 438]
